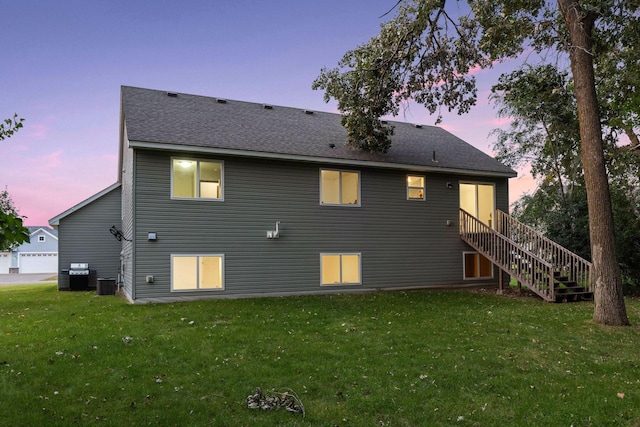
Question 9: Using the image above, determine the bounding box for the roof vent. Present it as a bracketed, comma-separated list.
[415, 124, 423, 129]
[432, 150, 438, 162]
[167, 92, 178, 98]
[263, 104, 273, 110]
[217, 98, 227, 104]
[304, 110, 314, 115]
[329, 143, 336, 149]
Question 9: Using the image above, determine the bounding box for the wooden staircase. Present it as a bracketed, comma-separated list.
[459, 209, 593, 303]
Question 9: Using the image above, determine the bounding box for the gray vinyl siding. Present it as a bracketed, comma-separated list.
[129, 149, 508, 301]
[57, 186, 122, 290]
[495, 178, 509, 215]
[120, 138, 135, 300]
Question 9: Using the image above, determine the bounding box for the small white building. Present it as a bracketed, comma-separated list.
[0, 227, 58, 274]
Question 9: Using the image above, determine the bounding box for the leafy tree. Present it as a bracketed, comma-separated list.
[0, 114, 29, 251]
[0, 190, 30, 251]
[592, 3, 640, 150]
[313, 0, 638, 325]
[0, 114, 24, 141]
[489, 46, 640, 294]
[513, 184, 640, 295]
[490, 65, 583, 201]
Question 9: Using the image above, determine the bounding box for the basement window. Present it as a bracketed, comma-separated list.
[172, 159, 223, 200]
[321, 253, 361, 285]
[463, 252, 493, 279]
[172, 255, 224, 291]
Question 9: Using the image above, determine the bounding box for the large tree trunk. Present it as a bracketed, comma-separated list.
[558, 0, 629, 325]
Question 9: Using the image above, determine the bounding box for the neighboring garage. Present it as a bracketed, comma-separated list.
[0, 253, 10, 274]
[5, 227, 59, 274]
[18, 252, 58, 274]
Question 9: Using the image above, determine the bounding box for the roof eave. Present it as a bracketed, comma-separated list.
[49, 182, 122, 227]
[128, 140, 517, 178]
[29, 227, 59, 240]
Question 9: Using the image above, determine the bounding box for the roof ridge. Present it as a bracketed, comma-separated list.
[120, 85, 438, 129]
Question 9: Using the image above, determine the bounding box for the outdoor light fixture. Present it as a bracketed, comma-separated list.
[148, 232, 157, 241]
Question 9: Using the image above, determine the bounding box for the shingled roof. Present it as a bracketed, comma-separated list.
[121, 86, 516, 177]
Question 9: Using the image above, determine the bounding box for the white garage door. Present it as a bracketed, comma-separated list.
[19, 253, 58, 274]
[0, 252, 10, 274]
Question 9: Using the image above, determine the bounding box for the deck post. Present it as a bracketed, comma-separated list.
[497, 269, 504, 295]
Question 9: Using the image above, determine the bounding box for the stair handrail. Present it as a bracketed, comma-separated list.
[495, 210, 592, 293]
[459, 209, 556, 301]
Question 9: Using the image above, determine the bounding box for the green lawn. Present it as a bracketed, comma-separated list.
[2, 285, 640, 426]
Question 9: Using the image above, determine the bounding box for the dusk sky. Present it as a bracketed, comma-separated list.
[2, 0, 534, 226]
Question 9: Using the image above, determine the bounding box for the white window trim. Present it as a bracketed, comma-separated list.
[38, 235, 46, 242]
[320, 252, 362, 286]
[171, 157, 224, 201]
[462, 251, 494, 280]
[406, 174, 426, 201]
[319, 169, 361, 207]
[170, 254, 225, 292]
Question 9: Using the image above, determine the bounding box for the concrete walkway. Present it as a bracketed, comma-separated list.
[0, 273, 57, 285]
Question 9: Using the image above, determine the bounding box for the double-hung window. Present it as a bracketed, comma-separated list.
[172, 255, 224, 291]
[321, 253, 361, 285]
[320, 169, 360, 206]
[407, 175, 425, 200]
[172, 159, 223, 199]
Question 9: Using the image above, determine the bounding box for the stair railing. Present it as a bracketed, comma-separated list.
[495, 210, 592, 292]
[460, 209, 555, 301]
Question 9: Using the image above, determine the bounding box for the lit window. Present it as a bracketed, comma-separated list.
[172, 159, 223, 199]
[320, 169, 360, 206]
[321, 253, 361, 285]
[172, 255, 224, 291]
[460, 182, 495, 227]
[38, 235, 46, 242]
[463, 252, 493, 279]
[407, 175, 425, 200]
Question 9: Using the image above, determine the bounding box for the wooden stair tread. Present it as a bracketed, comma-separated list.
[554, 291, 593, 303]
[555, 286, 584, 293]
[555, 281, 578, 287]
